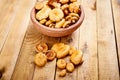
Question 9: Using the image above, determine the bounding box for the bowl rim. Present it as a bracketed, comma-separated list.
[30, 5, 85, 32]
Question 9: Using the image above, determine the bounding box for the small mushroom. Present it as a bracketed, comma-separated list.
[39, 19, 47, 24]
[57, 59, 66, 69]
[55, 19, 65, 28]
[48, 1, 61, 8]
[35, 43, 48, 52]
[61, 4, 69, 10]
[49, 8, 64, 22]
[59, 0, 69, 4]
[69, 2, 80, 13]
[48, 23, 55, 28]
[70, 16, 79, 24]
[69, 13, 79, 18]
[63, 21, 71, 28]
[70, 16, 79, 21]
[70, 50, 83, 65]
[69, 46, 77, 55]
[35, 44, 43, 52]
[45, 50, 56, 61]
[66, 62, 74, 72]
[36, 6, 51, 20]
[35, 2, 44, 10]
[41, 43, 48, 52]
[59, 69, 67, 77]
[65, 15, 71, 20]
[51, 43, 70, 58]
[45, 20, 53, 26]
[34, 52, 47, 67]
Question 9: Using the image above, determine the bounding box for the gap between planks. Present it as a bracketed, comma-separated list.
[111, 0, 120, 74]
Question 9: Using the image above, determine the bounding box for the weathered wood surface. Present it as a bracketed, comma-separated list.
[97, 0, 119, 80]
[0, 0, 35, 80]
[0, 0, 19, 52]
[78, 0, 98, 80]
[0, 0, 120, 80]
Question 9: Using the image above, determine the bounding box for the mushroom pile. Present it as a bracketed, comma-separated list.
[34, 43, 83, 77]
[35, 0, 81, 28]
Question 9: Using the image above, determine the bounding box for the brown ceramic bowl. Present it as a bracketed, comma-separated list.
[30, 6, 85, 37]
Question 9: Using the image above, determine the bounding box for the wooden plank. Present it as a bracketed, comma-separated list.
[0, 0, 19, 52]
[97, 0, 119, 80]
[33, 38, 60, 80]
[11, 23, 40, 80]
[31, 0, 61, 77]
[16, 22, 61, 80]
[55, 29, 80, 80]
[77, 0, 98, 80]
[0, 0, 35, 80]
[32, 33, 60, 80]
[112, 0, 120, 69]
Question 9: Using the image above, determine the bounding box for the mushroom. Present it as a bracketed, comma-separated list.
[57, 59, 66, 69]
[51, 43, 70, 58]
[45, 50, 56, 61]
[59, 69, 67, 77]
[35, 43, 48, 53]
[34, 52, 47, 67]
[66, 62, 74, 72]
[70, 50, 83, 65]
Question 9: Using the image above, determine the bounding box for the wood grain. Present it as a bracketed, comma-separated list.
[112, 0, 120, 68]
[33, 34, 60, 80]
[12, 21, 59, 80]
[78, 0, 98, 80]
[0, 0, 35, 80]
[0, 0, 120, 80]
[97, 0, 119, 80]
[11, 23, 40, 80]
[0, 0, 19, 52]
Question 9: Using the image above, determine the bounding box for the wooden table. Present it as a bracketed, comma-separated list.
[0, 0, 120, 80]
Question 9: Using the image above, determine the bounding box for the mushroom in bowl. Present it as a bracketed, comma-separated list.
[30, 0, 85, 37]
